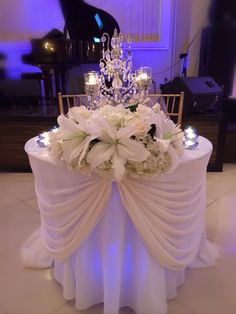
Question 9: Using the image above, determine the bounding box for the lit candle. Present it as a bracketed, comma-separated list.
[135, 67, 152, 82]
[84, 72, 98, 86]
[37, 127, 58, 147]
[183, 126, 199, 149]
[185, 127, 197, 139]
[87, 76, 97, 85]
[136, 73, 148, 82]
[37, 132, 50, 147]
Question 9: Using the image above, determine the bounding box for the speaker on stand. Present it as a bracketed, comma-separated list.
[160, 76, 223, 115]
[161, 76, 226, 171]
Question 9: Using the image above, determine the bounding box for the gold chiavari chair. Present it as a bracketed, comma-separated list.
[58, 92, 184, 126]
[58, 93, 88, 115]
[148, 92, 184, 126]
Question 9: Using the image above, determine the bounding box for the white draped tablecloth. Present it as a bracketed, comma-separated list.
[23, 136, 219, 314]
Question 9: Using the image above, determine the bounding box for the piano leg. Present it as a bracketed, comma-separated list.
[41, 66, 53, 101]
[54, 67, 61, 96]
[60, 67, 67, 94]
[54, 66, 67, 95]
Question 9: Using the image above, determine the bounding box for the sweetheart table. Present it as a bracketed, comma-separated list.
[22, 136, 219, 314]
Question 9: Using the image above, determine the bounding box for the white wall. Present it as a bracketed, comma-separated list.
[187, 0, 211, 76]
[172, 0, 191, 77]
[172, 0, 211, 78]
[0, 0, 64, 77]
[0, 0, 64, 40]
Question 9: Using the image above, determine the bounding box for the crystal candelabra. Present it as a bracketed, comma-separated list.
[84, 29, 152, 108]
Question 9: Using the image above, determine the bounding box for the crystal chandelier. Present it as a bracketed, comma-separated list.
[84, 29, 152, 109]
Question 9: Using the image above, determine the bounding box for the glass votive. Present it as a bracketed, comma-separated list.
[183, 126, 199, 150]
[84, 71, 99, 86]
[37, 127, 58, 147]
[135, 66, 152, 82]
[37, 132, 50, 147]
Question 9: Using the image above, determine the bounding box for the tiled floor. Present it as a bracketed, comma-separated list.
[0, 165, 236, 314]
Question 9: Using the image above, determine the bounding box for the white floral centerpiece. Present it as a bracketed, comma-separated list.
[49, 101, 184, 181]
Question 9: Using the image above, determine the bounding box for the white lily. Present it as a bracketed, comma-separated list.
[86, 113, 150, 181]
[147, 112, 184, 175]
[150, 112, 184, 153]
[68, 106, 92, 120]
[50, 113, 97, 167]
[154, 138, 170, 153]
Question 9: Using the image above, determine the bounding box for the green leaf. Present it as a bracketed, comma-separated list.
[148, 124, 156, 139]
[126, 104, 138, 112]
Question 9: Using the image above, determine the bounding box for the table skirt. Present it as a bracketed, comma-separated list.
[51, 183, 218, 314]
[22, 137, 219, 314]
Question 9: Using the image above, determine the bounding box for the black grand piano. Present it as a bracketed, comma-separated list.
[22, 0, 120, 100]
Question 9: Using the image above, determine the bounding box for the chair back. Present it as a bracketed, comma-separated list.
[58, 93, 89, 115]
[149, 92, 184, 126]
[58, 92, 184, 126]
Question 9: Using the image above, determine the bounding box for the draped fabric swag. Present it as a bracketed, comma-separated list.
[22, 137, 218, 272]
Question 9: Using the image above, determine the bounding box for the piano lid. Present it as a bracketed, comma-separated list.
[59, 0, 120, 41]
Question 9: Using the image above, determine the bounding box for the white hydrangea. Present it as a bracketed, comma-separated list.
[48, 102, 184, 181]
